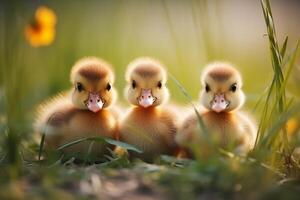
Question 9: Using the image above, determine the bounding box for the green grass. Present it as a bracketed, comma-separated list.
[1, 0, 300, 199]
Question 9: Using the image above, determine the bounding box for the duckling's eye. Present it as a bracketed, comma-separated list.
[205, 84, 210, 93]
[76, 82, 84, 92]
[230, 83, 237, 92]
[106, 83, 111, 91]
[157, 81, 162, 89]
[132, 80, 136, 89]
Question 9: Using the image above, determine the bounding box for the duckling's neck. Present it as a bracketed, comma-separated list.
[135, 105, 158, 111]
[205, 110, 233, 118]
[79, 108, 109, 115]
[132, 105, 161, 119]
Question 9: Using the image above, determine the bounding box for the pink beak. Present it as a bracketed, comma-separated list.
[138, 89, 156, 108]
[211, 93, 229, 113]
[86, 93, 104, 113]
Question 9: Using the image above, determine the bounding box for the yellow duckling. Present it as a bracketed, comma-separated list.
[120, 57, 178, 162]
[35, 57, 118, 158]
[176, 62, 257, 155]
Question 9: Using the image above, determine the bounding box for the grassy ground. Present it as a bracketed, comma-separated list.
[1, 0, 300, 199]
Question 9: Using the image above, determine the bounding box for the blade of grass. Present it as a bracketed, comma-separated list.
[38, 133, 45, 161]
[104, 138, 142, 153]
[57, 136, 142, 153]
[84, 141, 95, 164]
[57, 137, 106, 151]
[168, 73, 209, 140]
[279, 40, 300, 99]
[280, 36, 288, 59]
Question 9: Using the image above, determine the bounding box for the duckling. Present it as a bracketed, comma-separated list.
[119, 57, 178, 162]
[176, 62, 257, 155]
[35, 57, 118, 158]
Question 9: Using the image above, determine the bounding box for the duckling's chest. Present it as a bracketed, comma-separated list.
[203, 112, 243, 138]
[126, 107, 174, 130]
[121, 107, 176, 150]
[69, 109, 117, 137]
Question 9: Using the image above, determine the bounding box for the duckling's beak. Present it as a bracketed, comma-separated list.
[138, 89, 156, 108]
[211, 93, 229, 113]
[86, 92, 104, 112]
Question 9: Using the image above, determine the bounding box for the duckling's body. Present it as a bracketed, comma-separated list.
[120, 58, 178, 162]
[121, 106, 177, 161]
[176, 62, 257, 155]
[35, 57, 118, 157]
[178, 110, 256, 154]
[36, 95, 117, 155]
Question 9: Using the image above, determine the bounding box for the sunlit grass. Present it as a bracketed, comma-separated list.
[253, 0, 300, 178]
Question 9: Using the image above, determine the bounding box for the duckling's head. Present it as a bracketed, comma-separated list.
[70, 57, 116, 112]
[199, 62, 245, 113]
[125, 57, 169, 108]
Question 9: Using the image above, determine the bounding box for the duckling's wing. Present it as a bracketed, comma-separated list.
[236, 111, 258, 148]
[34, 91, 73, 135]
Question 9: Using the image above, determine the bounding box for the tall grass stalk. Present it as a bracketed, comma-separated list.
[1, 1, 22, 177]
[254, 0, 300, 175]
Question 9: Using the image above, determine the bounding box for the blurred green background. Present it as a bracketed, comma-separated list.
[1, 1, 300, 198]
[0, 0, 300, 125]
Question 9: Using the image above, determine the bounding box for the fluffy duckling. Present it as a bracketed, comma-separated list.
[35, 57, 118, 158]
[176, 62, 257, 155]
[119, 57, 178, 162]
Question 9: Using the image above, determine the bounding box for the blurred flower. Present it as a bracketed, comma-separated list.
[25, 6, 57, 47]
[286, 118, 299, 136]
[35, 6, 57, 27]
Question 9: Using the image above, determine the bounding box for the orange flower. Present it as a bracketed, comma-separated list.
[35, 6, 57, 27]
[286, 118, 299, 136]
[25, 6, 57, 47]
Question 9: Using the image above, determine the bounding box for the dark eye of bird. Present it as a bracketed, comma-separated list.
[230, 83, 237, 92]
[132, 80, 136, 89]
[76, 82, 84, 92]
[106, 83, 111, 91]
[205, 84, 210, 92]
[157, 81, 162, 89]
